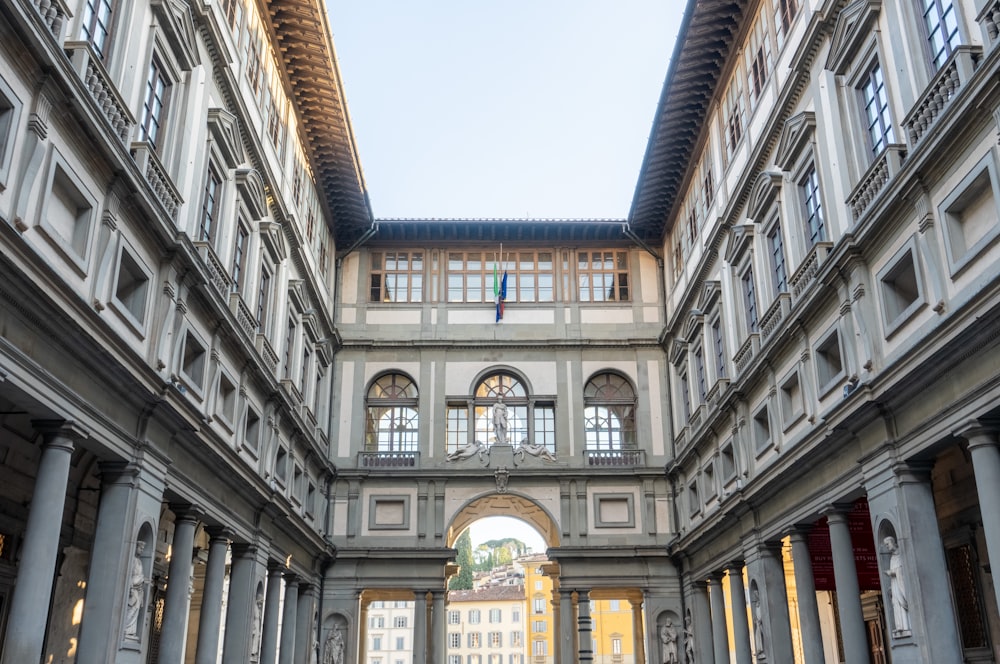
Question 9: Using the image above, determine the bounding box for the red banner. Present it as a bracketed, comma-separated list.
[807, 498, 881, 592]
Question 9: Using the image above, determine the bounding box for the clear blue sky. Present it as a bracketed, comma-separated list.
[327, 1, 681, 220]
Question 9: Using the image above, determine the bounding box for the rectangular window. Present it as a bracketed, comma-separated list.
[231, 222, 248, 292]
[199, 165, 222, 243]
[742, 267, 759, 333]
[533, 641, 547, 656]
[512, 609, 520, 622]
[469, 610, 481, 624]
[694, 347, 707, 402]
[372, 636, 382, 651]
[768, 224, 787, 294]
[224, 0, 244, 33]
[394, 616, 407, 628]
[300, 347, 310, 392]
[679, 370, 691, 421]
[447, 251, 487, 302]
[511, 631, 522, 647]
[448, 611, 461, 625]
[395, 637, 404, 650]
[745, 10, 773, 105]
[533, 405, 556, 454]
[468, 633, 481, 648]
[532, 620, 546, 632]
[712, 318, 726, 380]
[921, 0, 960, 70]
[137, 57, 169, 150]
[533, 598, 546, 614]
[244, 407, 260, 452]
[507, 251, 554, 303]
[257, 266, 271, 330]
[801, 165, 825, 245]
[489, 632, 502, 648]
[370, 251, 424, 302]
[267, 93, 283, 149]
[284, 319, 296, 378]
[489, 609, 502, 623]
[80, 0, 114, 58]
[577, 250, 629, 302]
[448, 633, 461, 648]
[246, 29, 262, 94]
[774, 0, 799, 49]
[613, 638, 622, 655]
[860, 61, 895, 157]
[446, 405, 468, 454]
[723, 71, 746, 158]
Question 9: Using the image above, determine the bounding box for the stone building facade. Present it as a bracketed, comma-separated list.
[2, 0, 1000, 663]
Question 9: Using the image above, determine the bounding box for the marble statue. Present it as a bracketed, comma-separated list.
[660, 619, 679, 664]
[124, 541, 147, 639]
[493, 397, 509, 445]
[884, 536, 910, 633]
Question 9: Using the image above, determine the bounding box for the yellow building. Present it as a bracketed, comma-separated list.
[519, 555, 554, 664]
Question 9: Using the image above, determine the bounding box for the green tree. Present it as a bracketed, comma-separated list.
[449, 529, 474, 590]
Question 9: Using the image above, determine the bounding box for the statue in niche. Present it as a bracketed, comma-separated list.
[752, 588, 767, 660]
[124, 541, 147, 639]
[883, 535, 910, 633]
[251, 594, 263, 655]
[515, 437, 557, 462]
[323, 628, 345, 664]
[660, 619, 679, 664]
[493, 397, 509, 445]
[684, 611, 695, 663]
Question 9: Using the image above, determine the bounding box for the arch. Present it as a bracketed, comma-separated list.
[365, 372, 419, 452]
[446, 493, 560, 549]
[583, 371, 637, 451]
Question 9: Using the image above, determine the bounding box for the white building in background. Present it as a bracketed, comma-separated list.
[447, 586, 526, 664]
[366, 601, 415, 664]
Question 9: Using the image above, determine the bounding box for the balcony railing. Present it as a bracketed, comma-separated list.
[847, 145, 906, 221]
[193, 241, 232, 296]
[734, 333, 760, 375]
[978, 0, 1000, 47]
[789, 242, 833, 300]
[255, 333, 278, 374]
[131, 142, 181, 221]
[30, 0, 69, 40]
[229, 292, 257, 340]
[65, 41, 133, 145]
[584, 449, 644, 467]
[903, 46, 982, 148]
[759, 293, 791, 341]
[358, 451, 419, 469]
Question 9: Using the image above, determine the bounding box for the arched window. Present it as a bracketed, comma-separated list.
[584, 373, 636, 450]
[445, 370, 555, 454]
[365, 373, 418, 452]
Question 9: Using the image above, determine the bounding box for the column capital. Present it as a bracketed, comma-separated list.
[283, 573, 301, 586]
[32, 419, 88, 445]
[724, 560, 745, 574]
[169, 503, 205, 523]
[954, 421, 999, 450]
[783, 524, 813, 542]
[892, 459, 935, 483]
[231, 542, 258, 558]
[205, 526, 234, 543]
[820, 503, 854, 521]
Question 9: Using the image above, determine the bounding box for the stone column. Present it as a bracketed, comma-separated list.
[689, 580, 714, 664]
[708, 574, 729, 664]
[890, 462, 963, 662]
[758, 542, 794, 663]
[825, 509, 868, 664]
[357, 596, 369, 664]
[194, 529, 231, 664]
[76, 461, 139, 663]
[787, 528, 825, 664]
[960, 426, 1000, 608]
[628, 594, 646, 664]
[576, 590, 593, 664]
[222, 544, 260, 664]
[294, 584, 317, 664]
[558, 588, 575, 664]
[278, 576, 299, 664]
[159, 508, 200, 664]
[413, 590, 428, 664]
[726, 564, 752, 664]
[429, 589, 446, 664]
[259, 564, 283, 664]
[0, 422, 78, 664]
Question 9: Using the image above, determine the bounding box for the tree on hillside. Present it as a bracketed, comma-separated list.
[450, 529, 474, 590]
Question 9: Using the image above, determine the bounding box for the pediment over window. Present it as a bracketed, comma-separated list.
[207, 108, 244, 170]
[698, 280, 721, 311]
[670, 339, 688, 367]
[682, 309, 705, 344]
[151, 0, 200, 71]
[260, 221, 286, 262]
[825, 0, 882, 74]
[236, 169, 268, 220]
[775, 112, 816, 171]
[724, 224, 755, 264]
[288, 279, 308, 315]
[747, 172, 783, 221]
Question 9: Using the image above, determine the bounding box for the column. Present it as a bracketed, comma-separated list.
[0, 422, 78, 664]
[759, 542, 794, 663]
[558, 589, 575, 664]
[576, 590, 593, 664]
[76, 461, 139, 663]
[825, 509, 868, 664]
[222, 544, 259, 664]
[787, 529, 825, 664]
[294, 584, 316, 664]
[689, 580, 714, 664]
[429, 590, 446, 664]
[278, 576, 299, 664]
[726, 564, 752, 664]
[358, 596, 369, 664]
[194, 529, 230, 664]
[259, 564, 283, 664]
[960, 426, 1000, 607]
[159, 508, 200, 664]
[708, 574, 729, 664]
[413, 590, 428, 664]
[894, 462, 963, 661]
[627, 594, 646, 664]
